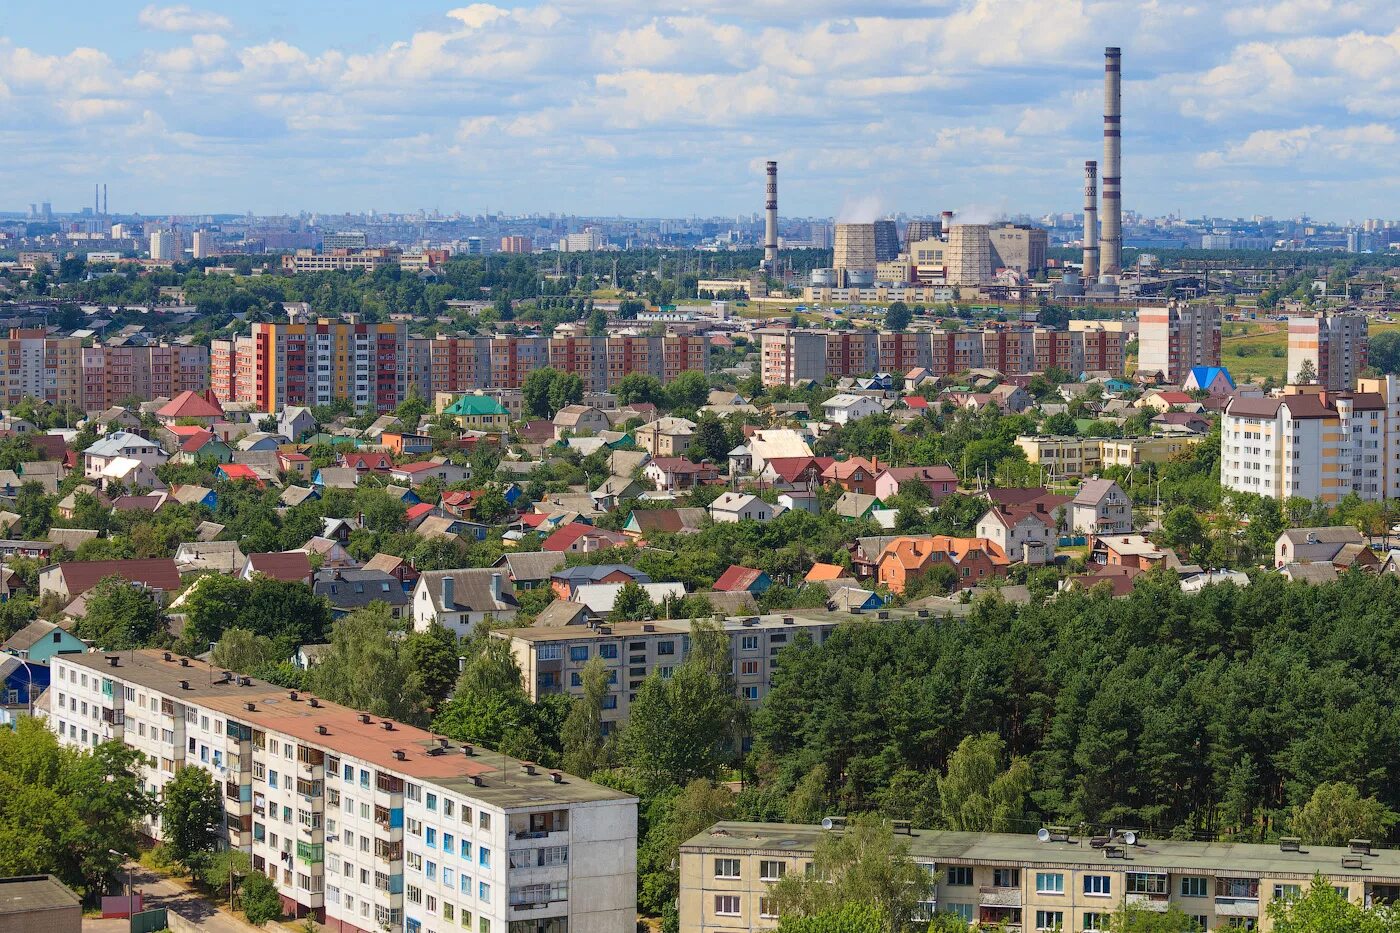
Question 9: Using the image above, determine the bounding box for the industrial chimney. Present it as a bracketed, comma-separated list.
[1100, 47, 1122, 277]
[1082, 161, 1099, 281]
[763, 161, 778, 270]
[941, 211, 954, 240]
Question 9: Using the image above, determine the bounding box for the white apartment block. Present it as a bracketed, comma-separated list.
[1222, 385, 1389, 503]
[1287, 311, 1368, 391]
[497, 615, 842, 734]
[48, 650, 637, 933]
[1137, 302, 1220, 385]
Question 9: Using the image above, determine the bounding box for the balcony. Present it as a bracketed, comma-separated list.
[1214, 898, 1260, 918]
[1125, 893, 1170, 912]
[979, 887, 1022, 908]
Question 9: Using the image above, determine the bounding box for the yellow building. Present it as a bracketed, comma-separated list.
[247, 319, 407, 413]
[680, 822, 1399, 933]
[1015, 436, 1102, 478]
[1098, 436, 1203, 469]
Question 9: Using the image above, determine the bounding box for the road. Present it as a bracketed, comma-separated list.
[83, 863, 265, 933]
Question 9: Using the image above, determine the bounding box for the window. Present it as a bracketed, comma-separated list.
[600, 644, 618, 659]
[1083, 876, 1111, 896]
[715, 895, 740, 917]
[427, 793, 438, 812]
[569, 646, 589, 662]
[1035, 910, 1063, 931]
[1180, 877, 1208, 898]
[1190, 916, 1209, 931]
[714, 858, 740, 879]
[740, 635, 758, 651]
[657, 641, 675, 655]
[1223, 920, 1256, 931]
[944, 905, 974, 923]
[444, 833, 455, 853]
[1036, 872, 1064, 894]
[479, 882, 490, 901]
[479, 812, 490, 831]
[759, 860, 786, 882]
[427, 828, 437, 848]
[945, 866, 973, 886]
[1274, 884, 1300, 901]
[759, 897, 778, 919]
[538, 646, 562, 661]
[1126, 873, 1167, 896]
[1083, 912, 1105, 931]
[742, 686, 760, 701]
[479, 848, 491, 869]
[993, 868, 1020, 888]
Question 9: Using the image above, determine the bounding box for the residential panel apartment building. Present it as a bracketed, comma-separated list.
[1287, 311, 1368, 391]
[80, 343, 209, 410]
[679, 822, 1400, 933]
[497, 615, 838, 732]
[0, 328, 82, 407]
[1137, 302, 1221, 385]
[1221, 382, 1392, 503]
[48, 649, 638, 933]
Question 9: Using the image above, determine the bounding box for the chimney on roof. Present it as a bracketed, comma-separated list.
[549, 771, 564, 784]
[462, 744, 474, 756]
[289, 691, 299, 701]
[522, 762, 537, 775]
[380, 720, 394, 731]
[393, 749, 406, 761]
[180, 657, 190, 667]
[442, 574, 455, 610]
[179, 679, 190, 690]
[106, 655, 119, 667]
[316, 725, 328, 735]
[162, 651, 172, 661]
[309, 697, 320, 708]
[245, 701, 256, 711]
[358, 713, 371, 724]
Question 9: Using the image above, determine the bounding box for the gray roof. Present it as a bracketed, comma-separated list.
[0, 875, 81, 915]
[493, 551, 566, 583]
[1280, 562, 1339, 584]
[84, 430, 157, 457]
[1279, 526, 1364, 546]
[3, 618, 63, 653]
[314, 569, 409, 609]
[552, 564, 650, 586]
[533, 600, 590, 627]
[1072, 478, 1121, 507]
[417, 568, 519, 615]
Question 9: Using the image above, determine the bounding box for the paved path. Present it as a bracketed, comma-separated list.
[83, 863, 262, 933]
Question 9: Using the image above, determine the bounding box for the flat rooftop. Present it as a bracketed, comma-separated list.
[0, 875, 81, 914]
[682, 822, 1400, 883]
[495, 613, 842, 643]
[59, 650, 632, 810]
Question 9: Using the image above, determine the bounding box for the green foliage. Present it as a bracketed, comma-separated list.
[936, 733, 1032, 832]
[203, 849, 251, 896]
[561, 657, 612, 777]
[160, 766, 223, 874]
[0, 718, 156, 899]
[73, 576, 165, 650]
[209, 627, 280, 673]
[239, 870, 283, 925]
[179, 575, 332, 655]
[776, 902, 888, 933]
[1267, 874, 1400, 932]
[616, 373, 665, 407]
[434, 635, 565, 765]
[1290, 781, 1398, 846]
[611, 580, 656, 622]
[885, 301, 911, 332]
[401, 623, 462, 708]
[522, 367, 583, 419]
[665, 370, 710, 411]
[636, 779, 735, 915]
[1108, 902, 1205, 933]
[307, 603, 428, 725]
[766, 815, 934, 933]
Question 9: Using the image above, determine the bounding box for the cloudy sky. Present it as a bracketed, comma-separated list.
[4, 1, 1400, 221]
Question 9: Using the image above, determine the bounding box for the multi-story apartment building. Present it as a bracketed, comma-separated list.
[679, 822, 1400, 933]
[223, 320, 408, 413]
[758, 328, 1126, 387]
[80, 343, 210, 410]
[281, 248, 400, 273]
[1287, 311, 1368, 390]
[0, 328, 83, 407]
[1137, 302, 1221, 385]
[496, 615, 839, 733]
[1222, 384, 1389, 503]
[49, 649, 637, 933]
[1071, 321, 1130, 375]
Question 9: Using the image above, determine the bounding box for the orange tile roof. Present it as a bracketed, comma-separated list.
[804, 562, 846, 582]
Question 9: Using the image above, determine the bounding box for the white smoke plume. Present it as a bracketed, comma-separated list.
[837, 194, 884, 224]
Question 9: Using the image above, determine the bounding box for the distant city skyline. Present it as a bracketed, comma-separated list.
[6, 2, 1400, 221]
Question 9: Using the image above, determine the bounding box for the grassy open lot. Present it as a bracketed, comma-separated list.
[1220, 319, 1400, 382]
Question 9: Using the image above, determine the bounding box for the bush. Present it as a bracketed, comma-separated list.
[239, 870, 283, 925]
[204, 849, 251, 898]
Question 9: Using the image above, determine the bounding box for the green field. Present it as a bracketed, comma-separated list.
[1220, 320, 1400, 382]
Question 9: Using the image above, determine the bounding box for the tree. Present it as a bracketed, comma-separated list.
[561, 657, 611, 777]
[1297, 357, 1318, 384]
[74, 576, 164, 650]
[885, 301, 911, 332]
[160, 765, 223, 875]
[210, 627, 279, 673]
[1290, 781, 1397, 846]
[616, 373, 664, 407]
[777, 903, 887, 933]
[1043, 411, 1078, 436]
[937, 733, 1031, 832]
[587, 307, 608, 336]
[402, 623, 461, 708]
[549, 371, 584, 415]
[666, 370, 709, 411]
[14, 481, 49, 539]
[1108, 903, 1206, 933]
[611, 581, 656, 622]
[1159, 506, 1206, 556]
[621, 638, 739, 791]
[523, 367, 562, 419]
[240, 870, 283, 925]
[307, 603, 427, 724]
[766, 815, 934, 933]
[1267, 874, 1400, 933]
[618, 298, 646, 319]
[689, 416, 731, 464]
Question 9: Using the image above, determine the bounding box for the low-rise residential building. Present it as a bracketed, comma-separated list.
[635, 418, 697, 457]
[873, 466, 959, 504]
[1015, 436, 1101, 479]
[444, 394, 512, 431]
[1098, 436, 1202, 469]
[413, 569, 520, 636]
[709, 493, 781, 524]
[644, 458, 719, 492]
[679, 821, 1400, 933]
[553, 405, 611, 440]
[821, 394, 884, 425]
[975, 503, 1057, 564]
[875, 535, 1009, 593]
[496, 614, 840, 731]
[49, 650, 637, 933]
[83, 431, 169, 482]
[1071, 479, 1132, 537]
[1274, 526, 1369, 569]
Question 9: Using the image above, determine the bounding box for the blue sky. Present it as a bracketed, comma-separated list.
[3, 1, 1400, 221]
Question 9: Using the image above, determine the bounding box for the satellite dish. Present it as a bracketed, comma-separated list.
[821, 818, 836, 830]
[1037, 828, 1051, 842]
[1122, 831, 1138, 846]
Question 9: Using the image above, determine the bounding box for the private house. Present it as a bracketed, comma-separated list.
[643, 458, 719, 492]
[635, 418, 697, 457]
[747, 429, 814, 473]
[1071, 479, 1133, 537]
[1274, 526, 1372, 570]
[277, 405, 316, 441]
[540, 523, 629, 553]
[39, 558, 182, 603]
[240, 550, 315, 585]
[1184, 366, 1235, 396]
[874, 466, 959, 504]
[822, 457, 881, 496]
[976, 503, 1057, 564]
[623, 507, 707, 539]
[875, 535, 1009, 593]
[361, 553, 420, 592]
[340, 452, 394, 475]
[380, 432, 434, 457]
[821, 394, 885, 425]
[83, 431, 168, 482]
[709, 492, 782, 524]
[444, 394, 511, 431]
[1090, 534, 1179, 571]
[2, 619, 85, 663]
[759, 456, 833, 491]
[388, 460, 471, 487]
[551, 564, 651, 601]
[552, 405, 611, 440]
[834, 492, 884, 520]
[713, 565, 772, 595]
[155, 389, 224, 426]
[314, 568, 409, 618]
[491, 551, 566, 591]
[412, 569, 519, 635]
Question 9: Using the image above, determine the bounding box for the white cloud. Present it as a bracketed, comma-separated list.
[138, 4, 233, 35]
[1196, 122, 1399, 168]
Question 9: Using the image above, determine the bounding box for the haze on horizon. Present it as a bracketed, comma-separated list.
[4, 0, 1400, 222]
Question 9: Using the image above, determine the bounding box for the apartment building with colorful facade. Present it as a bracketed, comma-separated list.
[49, 649, 637, 933]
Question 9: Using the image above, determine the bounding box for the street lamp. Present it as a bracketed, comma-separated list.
[108, 849, 133, 920]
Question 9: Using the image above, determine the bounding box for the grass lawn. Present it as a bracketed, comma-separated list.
[1221, 319, 1400, 381]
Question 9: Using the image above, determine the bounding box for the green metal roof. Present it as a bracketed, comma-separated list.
[446, 395, 510, 416]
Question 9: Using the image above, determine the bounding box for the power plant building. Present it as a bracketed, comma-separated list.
[833, 224, 878, 284]
[873, 220, 900, 262]
[945, 225, 993, 286]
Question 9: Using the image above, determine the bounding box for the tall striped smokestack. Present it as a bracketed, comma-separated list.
[763, 160, 778, 269]
[1082, 160, 1099, 281]
[1101, 47, 1122, 276]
